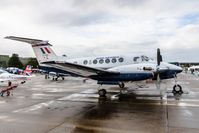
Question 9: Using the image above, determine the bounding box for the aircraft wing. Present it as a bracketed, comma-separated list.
[43, 61, 120, 77]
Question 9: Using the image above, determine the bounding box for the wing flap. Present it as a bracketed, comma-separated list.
[43, 61, 120, 77]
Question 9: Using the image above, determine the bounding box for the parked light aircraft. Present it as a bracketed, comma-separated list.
[188, 66, 199, 71]
[5, 36, 183, 97]
[0, 67, 32, 85]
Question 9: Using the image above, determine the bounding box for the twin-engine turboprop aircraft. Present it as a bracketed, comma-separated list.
[5, 36, 183, 97]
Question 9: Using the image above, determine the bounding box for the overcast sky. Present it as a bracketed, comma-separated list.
[1, 0, 199, 62]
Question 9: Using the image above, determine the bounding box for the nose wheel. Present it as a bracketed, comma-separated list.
[98, 89, 106, 97]
[119, 82, 125, 88]
[172, 84, 183, 95]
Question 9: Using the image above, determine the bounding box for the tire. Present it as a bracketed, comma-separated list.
[119, 82, 125, 88]
[172, 84, 183, 94]
[120, 89, 127, 94]
[98, 89, 106, 97]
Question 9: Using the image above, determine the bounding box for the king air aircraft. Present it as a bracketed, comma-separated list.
[5, 36, 183, 97]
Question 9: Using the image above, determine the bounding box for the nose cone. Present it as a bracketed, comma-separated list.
[171, 64, 183, 74]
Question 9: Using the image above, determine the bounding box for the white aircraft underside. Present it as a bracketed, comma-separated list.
[0, 69, 31, 83]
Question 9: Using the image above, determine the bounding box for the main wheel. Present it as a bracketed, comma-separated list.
[120, 89, 127, 94]
[62, 77, 65, 80]
[172, 84, 183, 95]
[98, 89, 107, 97]
[119, 82, 125, 88]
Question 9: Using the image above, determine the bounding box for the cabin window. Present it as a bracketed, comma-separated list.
[105, 58, 110, 63]
[118, 57, 124, 63]
[83, 60, 88, 65]
[99, 59, 104, 64]
[112, 58, 117, 63]
[93, 59, 98, 64]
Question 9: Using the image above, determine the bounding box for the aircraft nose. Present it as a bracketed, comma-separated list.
[176, 66, 183, 73]
[173, 65, 183, 74]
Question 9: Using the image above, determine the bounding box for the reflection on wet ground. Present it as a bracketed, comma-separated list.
[0, 73, 199, 133]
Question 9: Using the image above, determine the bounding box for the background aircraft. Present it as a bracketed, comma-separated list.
[188, 65, 199, 73]
[0, 66, 33, 85]
[5, 36, 183, 97]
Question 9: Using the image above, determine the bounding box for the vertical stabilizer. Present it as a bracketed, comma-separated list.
[5, 36, 58, 64]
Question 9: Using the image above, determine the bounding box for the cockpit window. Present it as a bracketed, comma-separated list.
[141, 56, 149, 61]
[135, 56, 151, 62]
[133, 57, 140, 62]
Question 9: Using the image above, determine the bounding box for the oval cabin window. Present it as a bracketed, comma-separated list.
[93, 59, 98, 64]
[105, 58, 110, 63]
[118, 57, 124, 63]
[112, 58, 117, 63]
[83, 60, 88, 65]
[99, 59, 104, 64]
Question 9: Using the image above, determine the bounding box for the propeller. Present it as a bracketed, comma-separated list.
[156, 48, 162, 89]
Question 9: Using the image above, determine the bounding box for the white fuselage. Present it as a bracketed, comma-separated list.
[0, 70, 31, 82]
[57, 55, 154, 70]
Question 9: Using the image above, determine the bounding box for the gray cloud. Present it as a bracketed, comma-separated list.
[43, 11, 111, 27]
[1, 0, 199, 62]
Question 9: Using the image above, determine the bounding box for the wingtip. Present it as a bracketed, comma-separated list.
[4, 36, 9, 39]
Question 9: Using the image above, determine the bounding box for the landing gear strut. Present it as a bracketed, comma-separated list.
[98, 89, 106, 97]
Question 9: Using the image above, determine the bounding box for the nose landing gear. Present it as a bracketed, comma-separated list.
[172, 84, 183, 95]
[172, 74, 183, 96]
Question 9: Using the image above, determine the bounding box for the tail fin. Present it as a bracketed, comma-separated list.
[23, 65, 32, 76]
[4, 36, 58, 64]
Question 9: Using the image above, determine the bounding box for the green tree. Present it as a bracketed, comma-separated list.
[25, 58, 39, 68]
[8, 54, 24, 69]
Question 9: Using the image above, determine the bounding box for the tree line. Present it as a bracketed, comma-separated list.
[7, 54, 38, 69]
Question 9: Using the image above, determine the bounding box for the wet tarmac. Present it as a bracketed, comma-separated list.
[0, 73, 199, 133]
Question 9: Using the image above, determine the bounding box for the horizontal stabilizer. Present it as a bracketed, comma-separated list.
[5, 36, 52, 46]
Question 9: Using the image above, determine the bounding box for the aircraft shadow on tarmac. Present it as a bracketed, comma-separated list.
[71, 91, 167, 133]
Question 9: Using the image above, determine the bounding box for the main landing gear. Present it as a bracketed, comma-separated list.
[98, 89, 107, 97]
[52, 76, 65, 81]
[98, 82, 126, 97]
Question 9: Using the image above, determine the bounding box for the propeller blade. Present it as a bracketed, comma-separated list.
[157, 48, 162, 66]
[156, 48, 162, 90]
